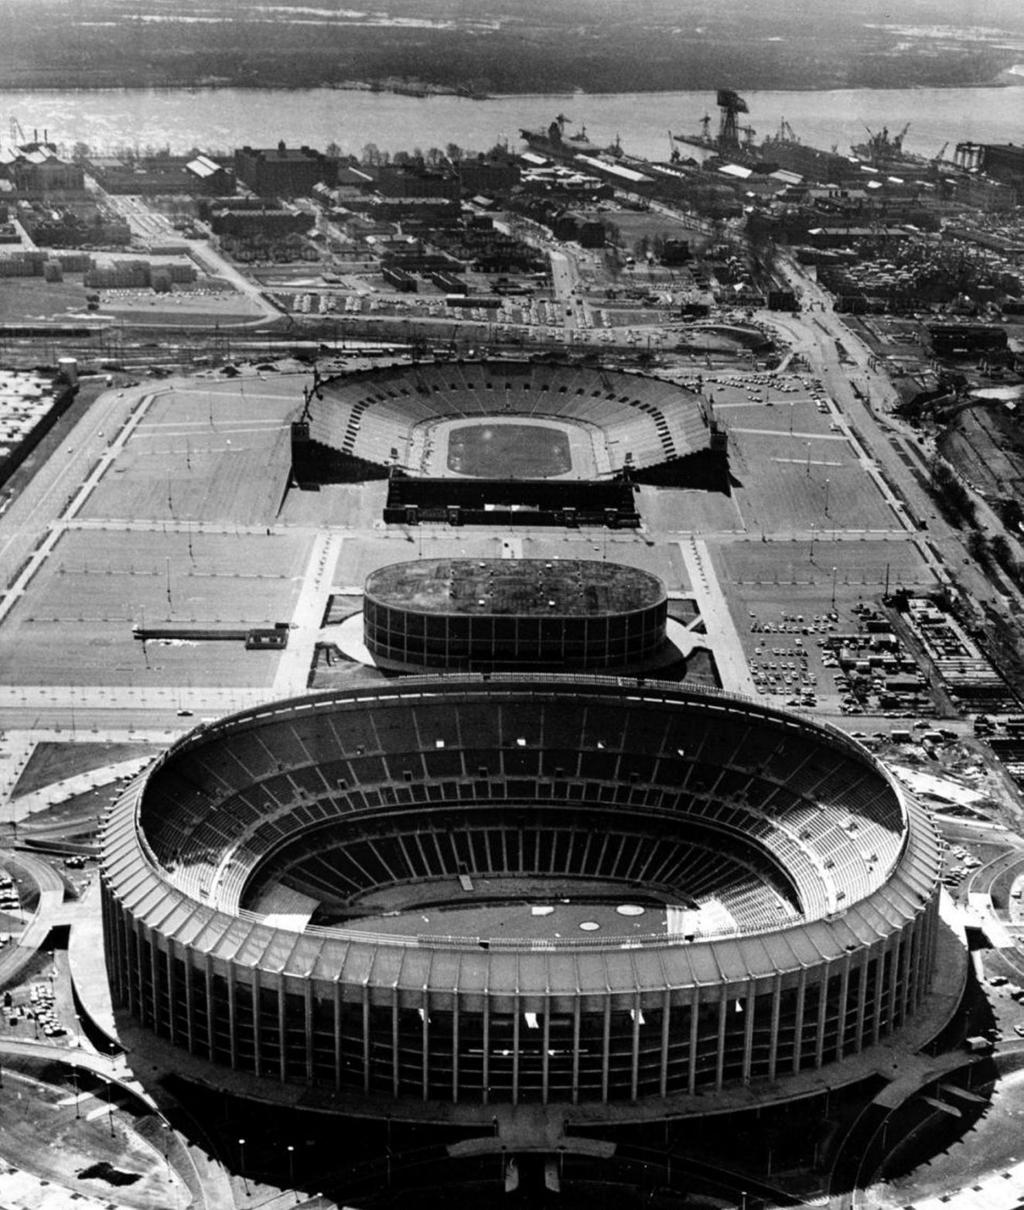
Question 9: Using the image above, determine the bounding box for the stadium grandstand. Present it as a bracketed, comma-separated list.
[102, 676, 944, 1128]
[290, 358, 729, 523]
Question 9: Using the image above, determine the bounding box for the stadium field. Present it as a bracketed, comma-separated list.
[447, 422, 572, 478]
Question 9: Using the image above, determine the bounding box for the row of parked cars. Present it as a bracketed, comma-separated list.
[0, 872, 20, 914]
[28, 982, 66, 1037]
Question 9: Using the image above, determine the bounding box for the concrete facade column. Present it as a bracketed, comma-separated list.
[227, 961, 237, 1069]
[688, 985, 700, 1095]
[741, 983, 756, 1083]
[251, 967, 261, 1078]
[659, 988, 672, 1097]
[792, 966, 807, 1074]
[814, 965, 829, 1068]
[278, 980, 287, 1082]
[767, 974, 782, 1081]
[715, 988, 728, 1091]
[183, 953, 195, 1054]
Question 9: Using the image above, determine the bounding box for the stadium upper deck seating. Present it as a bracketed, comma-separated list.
[139, 691, 906, 939]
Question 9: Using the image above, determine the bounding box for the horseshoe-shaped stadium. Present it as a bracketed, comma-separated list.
[101, 676, 943, 1122]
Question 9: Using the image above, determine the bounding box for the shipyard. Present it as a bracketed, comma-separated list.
[4, 23, 1024, 1207]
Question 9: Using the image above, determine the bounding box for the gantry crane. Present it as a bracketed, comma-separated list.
[716, 90, 748, 151]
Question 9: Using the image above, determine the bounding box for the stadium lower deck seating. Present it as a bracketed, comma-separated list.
[140, 694, 906, 940]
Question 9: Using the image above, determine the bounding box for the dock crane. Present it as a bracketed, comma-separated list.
[716, 89, 748, 151]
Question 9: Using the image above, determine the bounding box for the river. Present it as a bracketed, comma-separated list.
[1, 85, 1022, 162]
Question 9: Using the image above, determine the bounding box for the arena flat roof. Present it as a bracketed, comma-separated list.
[364, 558, 667, 617]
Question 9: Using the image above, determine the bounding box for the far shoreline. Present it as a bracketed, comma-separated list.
[0, 76, 1021, 98]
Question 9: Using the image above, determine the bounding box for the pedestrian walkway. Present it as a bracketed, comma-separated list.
[272, 531, 341, 699]
[678, 537, 757, 695]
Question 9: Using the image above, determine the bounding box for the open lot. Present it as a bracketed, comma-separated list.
[731, 431, 896, 534]
[713, 536, 937, 710]
[78, 376, 296, 524]
[0, 526, 308, 687]
[99, 291, 265, 325]
[0, 276, 91, 322]
[1, 373, 318, 690]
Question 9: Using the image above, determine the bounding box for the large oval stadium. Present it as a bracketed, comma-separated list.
[101, 675, 943, 1123]
[289, 358, 731, 525]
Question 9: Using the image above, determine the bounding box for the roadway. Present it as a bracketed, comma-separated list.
[769, 253, 1024, 616]
[0, 383, 144, 603]
[548, 248, 589, 338]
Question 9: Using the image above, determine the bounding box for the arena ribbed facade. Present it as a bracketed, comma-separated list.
[101, 676, 943, 1121]
[362, 558, 669, 671]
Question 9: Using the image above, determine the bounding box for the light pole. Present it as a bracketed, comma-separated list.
[72, 1064, 81, 1120]
[238, 1137, 248, 1197]
[805, 441, 811, 475]
[831, 565, 838, 612]
[824, 477, 830, 516]
[106, 1079, 115, 1137]
[287, 1144, 296, 1203]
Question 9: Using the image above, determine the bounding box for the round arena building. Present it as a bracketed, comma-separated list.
[362, 558, 668, 671]
[101, 676, 943, 1124]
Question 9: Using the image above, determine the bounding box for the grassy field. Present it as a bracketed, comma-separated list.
[448, 422, 572, 477]
[13, 740, 161, 797]
[100, 296, 265, 324]
[0, 276, 91, 322]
